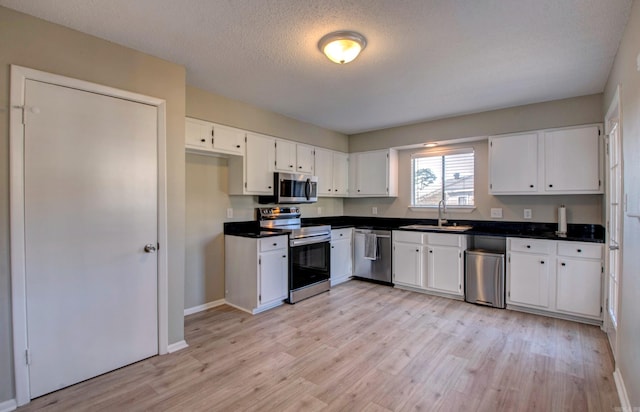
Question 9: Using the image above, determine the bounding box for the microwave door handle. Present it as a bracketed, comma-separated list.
[305, 178, 311, 200]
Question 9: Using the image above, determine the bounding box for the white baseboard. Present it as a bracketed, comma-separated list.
[613, 368, 632, 411]
[167, 340, 189, 353]
[184, 298, 225, 316]
[0, 399, 17, 412]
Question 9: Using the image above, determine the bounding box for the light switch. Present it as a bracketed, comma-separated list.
[491, 208, 503, 218]
[372, 207, 378, 215]
[317, 206, 323, 215]
[637, 52, 640, 71]
[524, 209, 532, 219]
[226, 208, 233, 219]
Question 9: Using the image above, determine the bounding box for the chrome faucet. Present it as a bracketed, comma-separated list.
[438, 199, 448, 226]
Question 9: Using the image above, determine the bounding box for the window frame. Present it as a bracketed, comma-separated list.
[410, 147, 476, 210]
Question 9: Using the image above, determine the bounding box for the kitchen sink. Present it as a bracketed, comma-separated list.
[399, 224, 474, 232]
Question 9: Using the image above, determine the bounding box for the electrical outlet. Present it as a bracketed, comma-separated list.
[524, 209, 532, 219]
[372, 207, 378, 215]
[317, 206, 323, 215]
[490, 208, 503, 218]
[226, 208, 233, 219]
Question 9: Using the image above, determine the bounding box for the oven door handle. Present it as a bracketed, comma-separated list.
[290, 235, 331, 247]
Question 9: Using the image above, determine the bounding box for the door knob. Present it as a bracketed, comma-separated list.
[144, 244, 157, 253]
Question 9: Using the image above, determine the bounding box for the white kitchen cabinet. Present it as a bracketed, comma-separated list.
[229, 132, 275, 195]
[185, 117, 245, 156]
[315, 148, 349, 197]
[350, 149, 398, 197]
[555, 242, 603, 319]
[508, 251, 551, 309]
[427, 245, 463, 296]
[489, 132, 538, 193]
[275, 139, 296, 172]
[296, 144, 315, 174]
[275, 140, 314, 174]
[392, 241, 424, 288]
[489, 124, 602, 195]
[330, 228, 353, 286]
[225, 235, 288, 314]
[544, 125, 601, 193]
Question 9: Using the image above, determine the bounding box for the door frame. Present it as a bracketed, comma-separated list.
[9, 65, 169, 406]
[603, 84, 622, 358]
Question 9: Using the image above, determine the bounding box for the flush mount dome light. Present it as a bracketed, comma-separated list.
[318, 31, 367, 64]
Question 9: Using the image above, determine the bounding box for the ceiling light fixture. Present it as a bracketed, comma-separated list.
[318, 31, 367, 64]
[424, 143, 438, 148]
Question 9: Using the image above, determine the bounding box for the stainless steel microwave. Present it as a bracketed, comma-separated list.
[274, 172, 318, 204]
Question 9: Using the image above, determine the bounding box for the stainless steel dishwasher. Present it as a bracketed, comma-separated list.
[353, 228, 392, 284]
[465, 249, 506, 308]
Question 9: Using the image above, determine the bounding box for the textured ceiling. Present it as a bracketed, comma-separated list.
[0, 0, 632, 134]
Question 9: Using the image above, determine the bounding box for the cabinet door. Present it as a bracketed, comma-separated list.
[331, 237, 352, 284]
[275, 139, 296, 172]
[489, 133, 538, 193]
[314, 148, 334, 196]
[427, 245, 463, 295]
[355, 151, 388, 196]
[212, 123, 245, 155]
[333, 152, 349, 196]
[296, 144, 315, 174]
[246, 133, 275, 194]
[544, 126, 601, 193]
[508, 252, 550, 308]
[259, 249, 288, 306]
[185, 118, 211, 149]
[556, 258, 602, 318]
[393, 242, 423, 288]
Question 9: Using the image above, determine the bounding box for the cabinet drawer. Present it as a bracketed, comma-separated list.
[331, 228, 352, 241]
[508, 238, 552, 254]
[557, 242, 602, 259]
[426, 233, 462, 247]
[393, 230, 425, 244]
[260, 236, 288, 252]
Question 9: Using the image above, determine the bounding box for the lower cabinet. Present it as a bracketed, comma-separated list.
[392, 231, 466, 298]
[507, 238, 603, 322]
[330, 228, 353, 286]
[225, 235, 288, 314]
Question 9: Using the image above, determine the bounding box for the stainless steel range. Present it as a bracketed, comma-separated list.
[258, 207, 332, 303]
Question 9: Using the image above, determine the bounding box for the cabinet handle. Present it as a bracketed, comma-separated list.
[577, 249, 582, 253]
[273, 243, 277, 246]
[561, 262, 566, 266]
[549, 184, 553, 188]
[200, 139, 206, 142]
[540, 260, 545, 264]
[268, 186, 272, 189]
[328, 189, 332, 192]
[289, 165, 294, 168]
[416, 249, 419, 252]
[530, 184, 534, 188]
[282, 255, 286, 258]
[429, 250, 433, 253]
[298, 166, 302, 169]
[340, 234, 343, 236]
[236, 145, 241, 148]
[357, 189, 361, 192]
[334, 189, 338, 192]
[526, 245, 531, 249]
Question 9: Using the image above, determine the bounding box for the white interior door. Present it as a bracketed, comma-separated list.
[605, 118, 622, 360]
[24, 79, 159, 398]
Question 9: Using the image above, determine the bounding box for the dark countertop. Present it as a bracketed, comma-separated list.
[225, 216, 605, 243]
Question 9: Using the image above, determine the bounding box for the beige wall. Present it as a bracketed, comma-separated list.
[603, 0, 640, 406]
[187, 86, 348, 152]
[344, 140, 603, 224]
[0, 7, 186, 402]
[349, 94, 603, 152]
[185, 87, 346, 309]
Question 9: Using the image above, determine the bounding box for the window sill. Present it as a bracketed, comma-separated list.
[408, 206, 476, 214]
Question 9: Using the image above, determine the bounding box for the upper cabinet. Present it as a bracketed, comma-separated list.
[185, 117, 244, 156]
[488, 124, 602, 195]
[315, 148, 349, 197]
[228, 132, 275, 195]
[275, 140, 315, 175]
[349, 149, 398, 197]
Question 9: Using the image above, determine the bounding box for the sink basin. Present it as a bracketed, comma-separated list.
[399, 224, 473, 232]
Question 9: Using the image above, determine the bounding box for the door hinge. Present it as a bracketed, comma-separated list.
[259, 294, 262, 303]
[508, 256, 511, 263]
[602, 266, 604, 273]
[459, 252, 462, 258]
[245, 136, 247, 143]
[489, 183, 493, 189]
[490, 141, 493, 147]
[212, 137, 214, 145]
[599, 179, 602, 187]
[459, 284, 462, 290]
[606, 143, 610, 155]
[600, 306, 603, 314]
[211, 129, 214, 137]
[244, 182, 247, 188]
[157, 243, 160, 250]
[508, 291, 510, 298]
[259, 257, 261, 265]
[25, 349, 31, 365]
[274, 142, 277, 148]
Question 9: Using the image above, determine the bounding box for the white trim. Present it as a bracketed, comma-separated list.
[9, 65, 169, 406]
[0, 399, 17, 412]
[167, 340, 189, 354]
[411, 146, 475, 158]
[408, 206, 476, 213]
[613, 368, 632, 411]
[184, 299, 226, 316]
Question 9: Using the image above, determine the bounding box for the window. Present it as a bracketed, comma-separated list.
[411, 149, 475, 207]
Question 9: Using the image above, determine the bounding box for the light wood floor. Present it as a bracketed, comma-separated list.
[19, 280, 618, 411]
